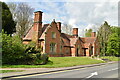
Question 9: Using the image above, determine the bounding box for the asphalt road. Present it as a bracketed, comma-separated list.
[8, 62, 119, 80]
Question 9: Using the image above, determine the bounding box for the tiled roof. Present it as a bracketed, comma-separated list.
[61, 33, 70, 46]
[61, 33, 70, 41]
[23, 27, 33, 40]
[81, 37, 96, 44]
[23, 24, 50, 40]
[81, 37, 96, 48]
[42, 24, 49, 33]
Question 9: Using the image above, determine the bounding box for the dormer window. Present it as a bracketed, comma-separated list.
[52, 32, 56, 38]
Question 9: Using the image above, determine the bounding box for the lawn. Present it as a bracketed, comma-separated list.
[2, 57, 105, 68]
[100, 56, 119, 61]
[0, 70, 24, 73]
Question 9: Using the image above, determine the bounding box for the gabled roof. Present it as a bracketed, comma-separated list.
[81, 37, 96, 44]
[23, 24, 50, 40]
[61, 33, 70, 41]
[23, 27, 33, 40]
[61, 33, 70, 46]
[81, 37, 96, 48]
[42, 24, 50, 33]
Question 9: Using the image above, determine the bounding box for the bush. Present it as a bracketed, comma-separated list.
[2, 31, 49, 65]
[40, 53, 49, 65]
[2, 31, 26, 64]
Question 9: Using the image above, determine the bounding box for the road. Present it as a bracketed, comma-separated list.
[8, 62, 119, 80]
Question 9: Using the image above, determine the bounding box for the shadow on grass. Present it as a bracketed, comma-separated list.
[46, 60, 53, 65]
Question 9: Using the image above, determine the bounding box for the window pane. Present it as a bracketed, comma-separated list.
[50, 43, 56, 53]
[52, 32, 56, 38]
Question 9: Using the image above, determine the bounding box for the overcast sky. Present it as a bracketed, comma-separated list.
[1, 0, 119, 36]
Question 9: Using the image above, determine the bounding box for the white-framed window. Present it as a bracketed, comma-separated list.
[52, 32, 56, 38]
[50, 43, 56, 53]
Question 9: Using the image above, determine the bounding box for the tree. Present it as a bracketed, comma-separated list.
[106, 26, 120, 57]
[85, 29, 92, 37]
[61, 23, 73, 35]
[7, 2, 34, 38]
[1, 2, 16, 34]
[97, 21, 112, 56]
[106, 33, 120, 56]
[111, 26, 120, 37]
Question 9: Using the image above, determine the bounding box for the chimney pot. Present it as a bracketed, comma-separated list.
[73, 28, 78, 37]
[34, 11, 43, 23]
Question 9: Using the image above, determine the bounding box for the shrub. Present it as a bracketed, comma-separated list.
[24, 42, 48, 65]
[40, 53, 49, 65]
[2, 31, 26, 64]
[2, 31, 49, 65]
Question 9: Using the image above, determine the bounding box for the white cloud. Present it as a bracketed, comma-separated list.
[1, 0, 119, 37]
[78, 28, 85, 37]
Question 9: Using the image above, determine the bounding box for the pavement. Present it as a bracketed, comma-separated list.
[0, 61, 118, 79]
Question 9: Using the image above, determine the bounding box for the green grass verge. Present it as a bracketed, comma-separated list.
[2, 57, 105, 68]
[100, 56, 119, 61]
[0, 70, 24, 73]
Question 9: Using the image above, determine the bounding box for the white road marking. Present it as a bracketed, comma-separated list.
[86, 72, 98, 78]
[108, 68, 118, 71]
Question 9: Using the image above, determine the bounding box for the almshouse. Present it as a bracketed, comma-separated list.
[23, 11, 100, 57]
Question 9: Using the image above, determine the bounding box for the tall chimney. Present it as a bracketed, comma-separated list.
[73, 28, 78, 37]
[91, 32, 96, 37]
[32, 11, 43, 47]
[57, 22, 61, 32]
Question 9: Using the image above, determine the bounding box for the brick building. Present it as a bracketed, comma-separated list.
[23, 11, 100, 57]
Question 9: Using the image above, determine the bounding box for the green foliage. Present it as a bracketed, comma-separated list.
[106, 27, 120, 57]
[97, 21, 112, 56]
[111, 26, 120, 37]
[2, 31, 49, 65]
[2, 30, 26, 64]
[98, 22, 120, 57]
[1, 2, 16, 34]
[40, 53, 49, 64]
[85, 29, 92, 37]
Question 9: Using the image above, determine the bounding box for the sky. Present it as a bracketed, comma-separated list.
[0, 0, 119, 36]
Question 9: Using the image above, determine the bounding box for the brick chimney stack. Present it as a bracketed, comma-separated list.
[73, 28, 78, 37]
[57, 22, 61, 32]
[91, 32, 96, 37]
[32, 11, 43, 47]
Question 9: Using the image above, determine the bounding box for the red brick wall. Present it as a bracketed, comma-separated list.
[75, 39, 84, 56]
[45, 22, 61, 55]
